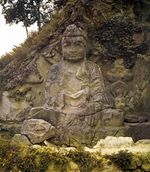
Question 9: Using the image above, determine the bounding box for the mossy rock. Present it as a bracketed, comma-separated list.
[142, 164, 150, 172]
[0, 139, 150, 172]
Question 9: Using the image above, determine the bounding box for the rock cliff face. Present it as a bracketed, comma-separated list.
[0, 0, 150, 146]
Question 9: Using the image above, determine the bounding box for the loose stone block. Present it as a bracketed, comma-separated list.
[125, 122, 150, 141]
[21, 119, 56, 144]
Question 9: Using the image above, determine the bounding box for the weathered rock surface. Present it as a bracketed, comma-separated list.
[0, 0, 150, 147]
[125, 122, 150, 141]
[0, 0, 150, 171]
[22, 24, 125, 146]
[0, 91, 29, 122]
[125, 114, 148, 123]
[21, 119, 56, 144]
[93, 136, 134, 148]
[136, 139, 150, 144]
[84, 137, 150, 155]
[11, 134, 32, 146]
[28, 107, 59, 126]
[101, 109, 124, 126]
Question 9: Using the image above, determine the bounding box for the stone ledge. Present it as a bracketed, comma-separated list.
[125, 122, 150, 141]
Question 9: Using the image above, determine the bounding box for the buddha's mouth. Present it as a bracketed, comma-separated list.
[69, 55, 82, 58]
[66, 56, 84, 61]
[67, 53, 84, 57]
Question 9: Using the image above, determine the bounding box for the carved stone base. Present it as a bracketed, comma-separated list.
[50, 125, 125, 147]
[24, 107, 125, 146]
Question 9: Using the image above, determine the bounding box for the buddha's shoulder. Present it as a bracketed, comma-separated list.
[85, 60, 102, 72]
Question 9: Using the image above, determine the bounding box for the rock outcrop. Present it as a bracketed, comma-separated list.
[21, 119, 56, 144]
[0, 0, 149, 146]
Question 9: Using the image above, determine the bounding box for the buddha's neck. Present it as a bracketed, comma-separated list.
[63, 59, 85, 66]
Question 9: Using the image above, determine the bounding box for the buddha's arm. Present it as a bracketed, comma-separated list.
[86, 62, 111, 115]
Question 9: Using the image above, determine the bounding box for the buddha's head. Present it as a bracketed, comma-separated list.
[62, 24, 87, 61]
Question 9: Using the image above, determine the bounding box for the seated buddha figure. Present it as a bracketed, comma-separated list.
[29, 24, 124, 144]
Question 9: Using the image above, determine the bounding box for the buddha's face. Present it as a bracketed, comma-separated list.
[62, 36, 86, 61]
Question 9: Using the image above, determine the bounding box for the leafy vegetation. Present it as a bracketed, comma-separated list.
[106, 150, 150, 172]
[0, 141, 102, 172]
[0, 0, 54, 35]
[68, 150, 102, 171]
[114, 0, 150, 22]
[0, 140, 149, 172]
[95, 18, 148, 68]
[106, 150, 132, 171]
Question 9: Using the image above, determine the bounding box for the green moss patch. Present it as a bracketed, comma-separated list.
[0, 141, 102, 172]
[106, 150, 150, 172]
[0, 140, 150, 172]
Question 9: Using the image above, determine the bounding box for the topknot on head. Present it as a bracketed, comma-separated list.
[63, 24, 87, 40]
